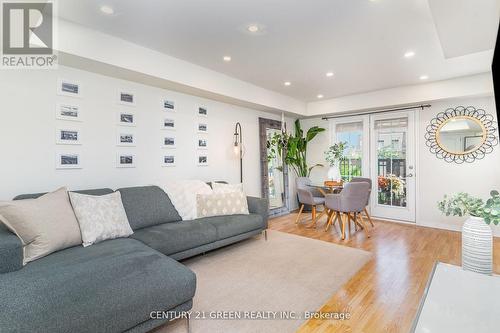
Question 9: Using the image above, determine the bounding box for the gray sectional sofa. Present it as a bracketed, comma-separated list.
[0, 185, 269, 333]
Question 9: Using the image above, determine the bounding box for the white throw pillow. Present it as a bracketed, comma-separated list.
[161, 180, 213, 220]
[197, 191, 249, 218]
[212, 182, 244, 194]
[69, 191, 133, 247]
[0, 187, 83, 264]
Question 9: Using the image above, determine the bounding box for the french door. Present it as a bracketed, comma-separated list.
[369, 111, 415, 222]
[331, 111, 416, 222]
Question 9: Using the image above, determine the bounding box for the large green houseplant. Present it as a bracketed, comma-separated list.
[267, 119, 325, 177]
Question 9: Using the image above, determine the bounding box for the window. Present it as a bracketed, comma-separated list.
[335, 121, 363, 181]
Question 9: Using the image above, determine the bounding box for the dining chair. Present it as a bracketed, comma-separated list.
[324, 182, 371, 240]
[349, 177, 375, 227]
[295, 178, 326, 226]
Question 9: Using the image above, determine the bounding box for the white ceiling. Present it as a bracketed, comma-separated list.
[56, 0, 499, 102]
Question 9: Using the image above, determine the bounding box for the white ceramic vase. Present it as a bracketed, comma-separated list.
[462, 216, 493, 275]
[327, 164, 341, 181]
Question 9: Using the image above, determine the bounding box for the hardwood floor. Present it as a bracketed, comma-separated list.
[269, 212, 500, 333]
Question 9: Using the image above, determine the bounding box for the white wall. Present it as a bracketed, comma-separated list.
[417, 96, 500, 236]
[0, 66, 295, 200]
[300, 95, 500, 235]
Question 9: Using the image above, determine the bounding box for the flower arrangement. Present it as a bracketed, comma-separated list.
[378, 174, 405, 196]
[324, 142, 347, 167]
[438, 190, 500, 225]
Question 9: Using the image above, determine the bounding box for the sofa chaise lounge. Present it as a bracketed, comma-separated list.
[0, 185, 268, 333]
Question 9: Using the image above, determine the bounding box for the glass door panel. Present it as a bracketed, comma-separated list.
[336, 122, 364, 181]
[370, 112, 415, 222]
[331, 116, 370, 182]
[375, 118, 408, 207]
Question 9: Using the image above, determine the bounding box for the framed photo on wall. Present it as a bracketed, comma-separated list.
[162, 136, 176, 148]
[56, 128, 81, 145]
[197, 154, 208, 166]
[56, 103, 81, 122]
[57, 79, 82, 98]
[116, 154, 136, 168]
[162, 155, 176, 167]
[163, 118, 175, 130]
[197, 123, 208, 133]
[55, 153, 81, 169]
[163, 99, 175, 111]
[116, 132, 136, 146]
[198, 107, 208, 117]
[197, 138, 208, 149]
[117, 112, 136, 126]
[118, 91, 136, 106]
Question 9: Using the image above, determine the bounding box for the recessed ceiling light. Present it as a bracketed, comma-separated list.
[100, 5, 114, 15]
[419, 75, 429, 80]
[317, 94, 324, 99]
[247, 25, 260, 33]
[284, 81, 291, 86]
[326, 72, 334, 77]
[404, 51, 415, 58]
[223, 56, 232, 62]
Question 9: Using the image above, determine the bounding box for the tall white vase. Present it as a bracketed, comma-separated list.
[462, 216, 493, 275]
[327, 164, 341, 181]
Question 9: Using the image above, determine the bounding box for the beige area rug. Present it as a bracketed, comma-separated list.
[158, 230, 370, 333]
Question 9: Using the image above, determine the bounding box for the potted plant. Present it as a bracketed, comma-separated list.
[438, 190, 500, 275]
[267, 119, 325, 177]
[324, 142, 347, 181]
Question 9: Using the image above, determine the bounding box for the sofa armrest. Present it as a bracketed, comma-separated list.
[247, 196, 269, 229]
[0, 224, 23, 273]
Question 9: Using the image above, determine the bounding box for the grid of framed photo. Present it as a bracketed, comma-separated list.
[160, 98, 177, 167]
[196, 106, 209, 166]
[56, 79, 83, 170]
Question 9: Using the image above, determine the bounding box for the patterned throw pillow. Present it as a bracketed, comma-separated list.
[196, 191, 249, 218]
[69, 191, 133, 247]
[212, 182, 244, 194]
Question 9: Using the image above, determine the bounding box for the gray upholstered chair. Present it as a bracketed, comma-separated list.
[324, 182, 371, 239]
[295, 177, 326, 226]
[349, 177, 375, 227]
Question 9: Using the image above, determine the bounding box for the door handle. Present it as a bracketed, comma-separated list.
[407, 173, 414, 178]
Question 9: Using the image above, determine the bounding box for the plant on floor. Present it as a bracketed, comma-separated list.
[437, 190, 500, 225]
[267, 119, 325, 177]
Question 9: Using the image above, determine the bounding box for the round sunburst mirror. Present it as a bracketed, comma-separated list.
[425, 106, 498, 163]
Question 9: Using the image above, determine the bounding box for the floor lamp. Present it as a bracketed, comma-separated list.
[233, 122, 244, 183]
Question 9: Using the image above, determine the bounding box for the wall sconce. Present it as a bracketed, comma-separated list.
[233, 122, 244, 183]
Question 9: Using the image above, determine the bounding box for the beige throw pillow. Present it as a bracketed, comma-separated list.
[197, 191, 249, 218]
[212, 182, 244, 194]
[69, 191, 133, 247]
[0, 187, 82, 264]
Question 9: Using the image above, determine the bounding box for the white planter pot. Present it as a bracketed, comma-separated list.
[327, 165, 341, 181]
[462, 216, 493, 275]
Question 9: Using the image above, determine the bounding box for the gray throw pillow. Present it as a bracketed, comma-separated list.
[0, 187, 82, 264]
[69, 191, 133, 247]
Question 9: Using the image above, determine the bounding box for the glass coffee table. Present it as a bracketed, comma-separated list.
[411, 262, 500, 333]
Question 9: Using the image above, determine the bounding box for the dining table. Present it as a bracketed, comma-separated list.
[307, 183, 343, 196]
